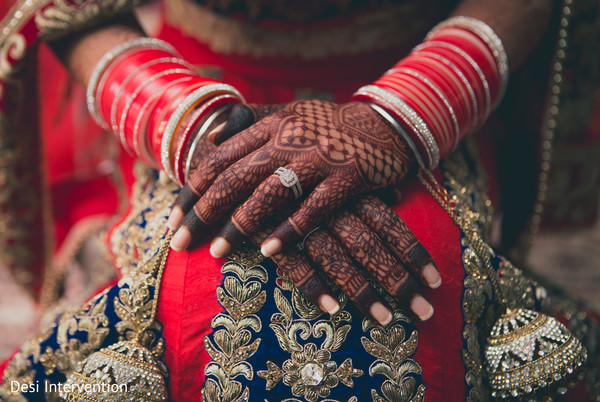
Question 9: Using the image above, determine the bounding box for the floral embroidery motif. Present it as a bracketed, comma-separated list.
[257, 273, 362, 402]
[202, 261, 267, 402]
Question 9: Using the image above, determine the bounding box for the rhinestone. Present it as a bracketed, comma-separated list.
[300, 362, 325, 386]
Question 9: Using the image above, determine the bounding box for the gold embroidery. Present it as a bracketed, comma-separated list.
[110, 163, 177, 277]
[35, 0, 149, 41]
[360, 314, 424, 402]
[0, 289, 111, 398]
[432, 143, 494, 400]
[425, 144, 587, 399]
[257, 272, 362, 401]
[202, 261, 267, 402]
[165, 0, 453, 60]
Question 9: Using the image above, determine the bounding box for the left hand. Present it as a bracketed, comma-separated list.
[168, 99, 416, 255]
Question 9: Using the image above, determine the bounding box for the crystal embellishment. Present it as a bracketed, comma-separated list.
[300, 363, 325, 386]
[484, 308, 587, 398]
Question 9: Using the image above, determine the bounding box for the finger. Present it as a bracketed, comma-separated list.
[304, 229, 394, 325]
[352, 195, 441, 289]
[249, 222, 340, 315]
[210, 161, 322, 258]
[168, 123, 272, 229]
[261, 173, 361, 257]
[212, 103, 287, 145]
[192, 146, 285, 226]
[329, 210, 433, 321]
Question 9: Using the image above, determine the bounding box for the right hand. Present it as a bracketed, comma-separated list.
[172, 104, 439, 324]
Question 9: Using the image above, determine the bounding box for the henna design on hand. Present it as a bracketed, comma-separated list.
[303, 228, 391, 320]
[249, 220, 338, 315]
[351, 194, 439, 287]
[328, 209, 421, 306]
[174, 99, 416, 250]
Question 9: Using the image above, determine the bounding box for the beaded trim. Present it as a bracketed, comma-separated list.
[86, 38, 177, 129]
[429, 16, 509, 104]
[355, 85, 439, 169]
[160, 83, 244, 182]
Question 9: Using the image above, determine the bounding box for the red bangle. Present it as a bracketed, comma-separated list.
[114, 62, 196, 153]
[98, 49, 174, 124]
[396, 59, 467, 150]
[428, 30, 499, 102]
[411, 49, 479, 133]
[121, 70, 196, 155]
[377, 75, 451, 146]
[416, 43, 490, 124]
[150, 80, 210, 169]
[132, 76, 198, 168]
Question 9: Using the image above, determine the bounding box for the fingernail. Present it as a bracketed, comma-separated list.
[210, 237, 230, 258]
[423, 264, 442, 289]
[261, 238, 282, 257]
[370, 302, 393, 326]
[170, 228, 191, 251]
[318, 294, 340, 315]
[167, 207, 184, 230]
[207, 121, 226, 142]
[411, 295, 434, 321]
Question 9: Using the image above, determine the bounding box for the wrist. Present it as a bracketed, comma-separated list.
[86, 37, 245, 184]
[352, 16, 507, 170]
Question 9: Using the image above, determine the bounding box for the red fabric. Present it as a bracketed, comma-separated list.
[157, 236, 227, 399]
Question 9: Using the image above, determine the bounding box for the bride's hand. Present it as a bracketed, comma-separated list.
[168, 103, 439, 323]
[169, 99, 416, 256]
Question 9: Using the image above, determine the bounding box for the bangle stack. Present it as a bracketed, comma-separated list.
[87, 37, 245, 185]
[352, 16, 507, 169]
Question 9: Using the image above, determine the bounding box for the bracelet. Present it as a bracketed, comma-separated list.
[132, 77, 195, 168]
[151, 80, 210, 170]
[429, 16, 508, 102]
[160, 83, 244, 182]
[377, 76, 450, 147]
[410, 50, 478, 132]
[416, 41, 491, 122]
[395, 67, 460, 150]
[184, 105, 232, 182]
[368, 103, 426, 169]
[354, 85, 439, 169]
[87, 38, 177, 129]
[110, 59, 194, 153]
[120, 68, 195, 155]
